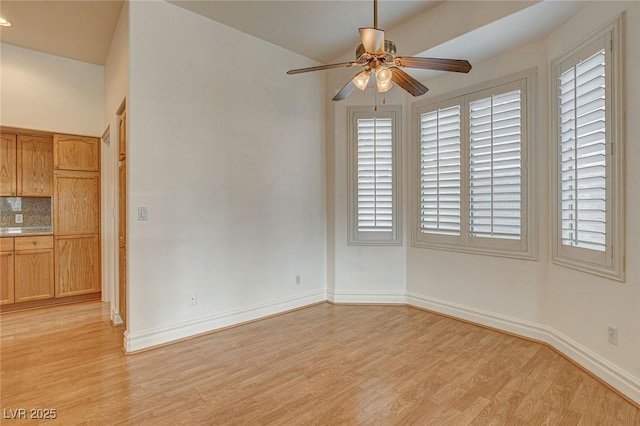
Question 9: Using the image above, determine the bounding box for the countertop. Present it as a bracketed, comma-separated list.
[0, 227, 54, 237]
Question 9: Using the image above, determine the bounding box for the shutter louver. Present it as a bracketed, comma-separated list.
[559, 49, 606, 252]
[469, 90, 522, 240]
[420, 106, 461, 235]
[357, 118, 393, 232]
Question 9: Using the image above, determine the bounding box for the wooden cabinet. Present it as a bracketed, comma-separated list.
[1, 238, 15, 305]
[53, 134, 99, 172]
[54, 172, 99, 235]
[17, 135, 53, 196]
[0, 134, 17, 196]
[2, 236, 54, 304]
[14, 237, 54, 302]
[53, 145, 101, 297]
[55, 235, 100, 297]
[0, 128, 101, 310]
[0, 133, 52, 197]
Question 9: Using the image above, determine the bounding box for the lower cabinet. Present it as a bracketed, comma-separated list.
[15, 248, 55, 302]
[1, 236, 55, 304]
[0, 250, 15, 305]
[55, 235, 100, 297]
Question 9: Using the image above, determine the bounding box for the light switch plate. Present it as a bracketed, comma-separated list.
[138, 207, 148, 221]
[15, 214, 23, 224]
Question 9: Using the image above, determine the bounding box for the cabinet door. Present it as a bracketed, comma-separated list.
[53, 134, 99, 172]
[0, 134, 17, 196]
[54, 172, 99, 235]
[17, 135, 53, 196]
[14, 249, 54, 302]
[55, 235, 100, 297]
[0, 251, 15, 305]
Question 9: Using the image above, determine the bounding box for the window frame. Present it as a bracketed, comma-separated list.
[411, 69, 537, 260]
[347, 105, 402, 246]
[551, 15, 625, 281]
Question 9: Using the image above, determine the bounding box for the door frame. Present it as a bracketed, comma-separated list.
[117, 105, 127, 328]
[102, 98, 127, 327]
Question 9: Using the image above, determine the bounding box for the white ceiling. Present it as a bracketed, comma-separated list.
[408, 0, 587, 80]
[167, 1, 444, 64]
[0, 0, 585, 72]
[0, 0, 124, 65]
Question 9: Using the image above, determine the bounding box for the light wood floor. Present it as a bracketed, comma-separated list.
[1, 302, 638, 425]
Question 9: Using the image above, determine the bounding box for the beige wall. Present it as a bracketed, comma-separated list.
[124, 0, 327, 350]
[0, 43, 103, 136]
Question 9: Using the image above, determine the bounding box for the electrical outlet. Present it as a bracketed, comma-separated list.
[295, 274, 301, 285]
[188, 292, 197, 306]
[15, 214, 23, 224]
[607, 325, 618, 345]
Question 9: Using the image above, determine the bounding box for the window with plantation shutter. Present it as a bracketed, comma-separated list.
[552, 17, 624, 281]
[357, 118, 393, 232]
[469, 89, 522, 240]
[559, 49, 606, 252]
[413, 70, 535, 259]
[420, 105, 461, 236]
[348, 106, 401, 245]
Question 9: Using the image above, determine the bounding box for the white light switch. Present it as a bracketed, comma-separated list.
[138, 207, 149, 221]
[15, 214, 23, 224]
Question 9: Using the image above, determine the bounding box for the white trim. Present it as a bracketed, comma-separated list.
[124, 290, 326, 353]
[329, 290, 406, 304]
[406, 292, 640, 405]
[347, 105, 403, 246]
[100, 126, 111, 304]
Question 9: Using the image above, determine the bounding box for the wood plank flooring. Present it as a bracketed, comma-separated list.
[1, 302, 638, 425]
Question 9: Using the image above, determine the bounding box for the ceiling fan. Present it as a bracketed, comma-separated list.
[287, 0, 472, 101]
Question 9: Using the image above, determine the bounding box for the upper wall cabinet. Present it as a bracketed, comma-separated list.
[53, 134, 99, 172]
[0, 133, 53, 197]
[0, 134, 17, 196]
[17, 135, 53, 197]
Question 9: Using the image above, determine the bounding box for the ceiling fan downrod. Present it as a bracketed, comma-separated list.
[373, 0, 378, 28]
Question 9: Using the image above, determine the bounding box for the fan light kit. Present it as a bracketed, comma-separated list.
[287, 0, 472, 102]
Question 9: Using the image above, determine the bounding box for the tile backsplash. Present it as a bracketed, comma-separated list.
[0, 197, 52, 229]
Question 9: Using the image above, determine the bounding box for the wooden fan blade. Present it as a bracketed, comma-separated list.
[391, 68, 429, 97]
[395, 57, 472, 73]
[359, 27, 385, 54]
[287, 62, 356, 75]
[332, 79, 356, 101]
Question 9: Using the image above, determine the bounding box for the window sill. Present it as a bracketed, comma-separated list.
[411, 239, 537, 261]
[551, 255, 624, 282]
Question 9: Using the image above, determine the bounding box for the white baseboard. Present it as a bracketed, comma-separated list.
[124, 290, 326, 353]
[121, 286, 639, 405]
[407, 292, 640, 405]
[328, 290, 406, 304]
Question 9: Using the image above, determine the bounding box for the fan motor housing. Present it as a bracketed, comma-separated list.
[356, 40, 396, 62]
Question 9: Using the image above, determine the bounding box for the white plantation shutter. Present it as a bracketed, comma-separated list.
[413, 70, 534, 259]
[552, 18, 624, 281]
[348, 106, 401, 245]
[469, 90, 522, 240]
[357, 118, 393, 232]
[420, 106, 461, 236]
[559, 49, 606, 252]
